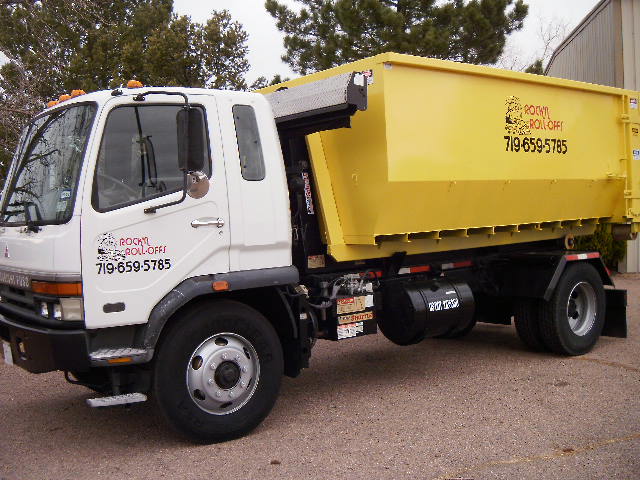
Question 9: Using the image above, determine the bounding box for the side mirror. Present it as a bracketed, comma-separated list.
[177, 108, 205, 172]
[186, 171, 210, 199]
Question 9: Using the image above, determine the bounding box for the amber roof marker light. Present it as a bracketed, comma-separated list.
[127, 80, 143, 88]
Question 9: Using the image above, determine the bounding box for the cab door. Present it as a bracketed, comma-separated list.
[80, 94, 230, 329]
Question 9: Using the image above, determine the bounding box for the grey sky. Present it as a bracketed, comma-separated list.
[173, 0, 602, 82]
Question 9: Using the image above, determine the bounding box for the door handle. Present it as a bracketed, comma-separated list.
[191, 217, 224, 228]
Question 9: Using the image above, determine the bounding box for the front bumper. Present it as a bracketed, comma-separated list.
[0, 313, 90, 373]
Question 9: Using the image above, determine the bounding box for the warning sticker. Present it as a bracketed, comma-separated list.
[307, 255, 325, 269]
[360, 69, 374, 85]
[337, 296, 367, 314]
[302, 172, 314, 215]
[633, 149, 640, 161]
[337, 321, 364, 339]
[338, 310, 373, 325]
[630, 98, 638, 109]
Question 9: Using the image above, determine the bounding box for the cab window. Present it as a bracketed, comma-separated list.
[233, 105, 265, 181]
[93, 105, 209, 211]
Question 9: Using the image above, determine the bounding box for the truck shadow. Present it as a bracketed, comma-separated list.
[2, 323, 553, 450]
[278, 323, 534, 400]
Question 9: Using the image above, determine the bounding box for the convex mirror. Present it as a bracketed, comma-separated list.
[187, 171, 209, 199]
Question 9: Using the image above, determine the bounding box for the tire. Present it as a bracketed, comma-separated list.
[513, 299, 548, 351]
[153, 300, 283, 443]
[538, 263, 605, 356]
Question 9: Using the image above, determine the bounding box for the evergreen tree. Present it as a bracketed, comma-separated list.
[0, 1, 251, 183]
[524, 58, 544, 74]
[265, 0, 528, 75]
[250, 74, 291, 90]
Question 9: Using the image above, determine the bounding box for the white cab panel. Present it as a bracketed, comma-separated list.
[80, 93, 231, 329]
[0, 218, 82, 278]
[216, 92, 292, 272]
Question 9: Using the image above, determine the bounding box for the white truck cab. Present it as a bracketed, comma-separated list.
[0, 77, 366, 441]
[1, 87, 293, 328]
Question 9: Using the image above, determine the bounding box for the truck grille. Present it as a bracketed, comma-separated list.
[0, 284, 36, 311]
[0, 283, 82, 329]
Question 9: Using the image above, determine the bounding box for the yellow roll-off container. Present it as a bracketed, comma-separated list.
[262, 53, 640, 262]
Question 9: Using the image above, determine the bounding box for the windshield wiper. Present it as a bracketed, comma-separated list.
[4, 201, 42, 232]
[23, 201, 42, 232]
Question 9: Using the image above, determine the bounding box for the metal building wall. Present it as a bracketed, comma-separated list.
[621, 0, 640, 273]
[546, 0, 640, 273]
[546, 0, 622, 87]
[621, 0, 640, 91]
[621, 0, 640, 272]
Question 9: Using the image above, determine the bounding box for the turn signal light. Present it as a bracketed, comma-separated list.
[212, 281, 229, 291]
[70, 89, 86, 97]
[47, 100, 59, 108]
[58, 94, 71, 102]
[32, 281, 83, 296]
[107, 357, 133, 364]
[127, 80, 143, 88]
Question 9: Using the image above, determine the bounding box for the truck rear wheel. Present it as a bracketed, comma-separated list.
[514, 300, 547, 351]
[153, 300, 283, 443]
[538, 263, 605, 356]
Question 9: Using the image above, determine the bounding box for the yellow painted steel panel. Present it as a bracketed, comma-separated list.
[260, 53, 640, 262]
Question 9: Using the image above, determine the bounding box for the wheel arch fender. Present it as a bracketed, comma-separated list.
[136, 266, 310, 376]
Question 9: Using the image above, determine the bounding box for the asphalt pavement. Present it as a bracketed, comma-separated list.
[1, 274, 639, 480]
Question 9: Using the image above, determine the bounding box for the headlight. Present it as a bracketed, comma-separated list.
[59, 297, 84, 321]
[52, 303, 62, 320]
[40, 302, 49, 317]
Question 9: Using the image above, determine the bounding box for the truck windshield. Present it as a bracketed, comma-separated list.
[1, 104, 97, 226]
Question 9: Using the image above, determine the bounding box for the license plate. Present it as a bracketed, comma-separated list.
[2, 341, 13, 366]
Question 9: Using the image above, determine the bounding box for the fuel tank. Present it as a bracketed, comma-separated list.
[378, 278, 475, 345]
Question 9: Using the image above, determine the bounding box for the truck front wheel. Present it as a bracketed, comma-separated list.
[153, 300, 283, 443]
[539, 263, 605, 356]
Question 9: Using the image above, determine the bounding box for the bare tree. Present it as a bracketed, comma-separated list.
[495, 14, 569, 72]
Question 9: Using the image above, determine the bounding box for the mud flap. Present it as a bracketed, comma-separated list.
[603, 289, 627, 338]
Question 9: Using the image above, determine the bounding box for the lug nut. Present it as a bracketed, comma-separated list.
[209, 363, 216, 370]
[242, 366, 248, 373]
[235, 354, 240, 361]
[215, 391, 222, 398]
[221, 353, 228, 360]
[207, 378, 214, 385]
[229, 391, 235, 398]
[240, 381, 246, 388]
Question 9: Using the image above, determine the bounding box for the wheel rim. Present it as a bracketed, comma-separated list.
[566, 281, 597, 336]
[186, 333, 260, 415]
